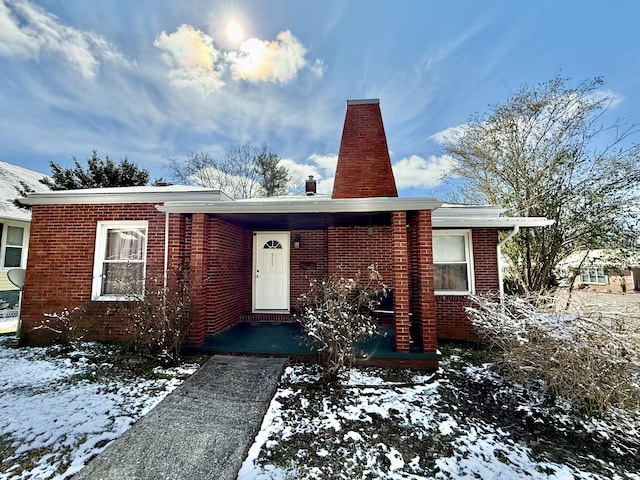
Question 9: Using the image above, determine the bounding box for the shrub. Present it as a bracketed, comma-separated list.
[296, 265, 387, 384]
[34, 307, 88, 350]
[121, 274, 194, 365]
[32, 272, 193, 365]
[466, 293, 640, 415]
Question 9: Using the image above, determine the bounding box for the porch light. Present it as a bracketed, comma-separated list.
[294, 235, 301, 249]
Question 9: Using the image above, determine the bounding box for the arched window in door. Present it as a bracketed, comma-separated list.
[263, 240, 282, 249]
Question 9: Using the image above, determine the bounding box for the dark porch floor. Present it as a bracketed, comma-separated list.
[183, 322, 440, 363]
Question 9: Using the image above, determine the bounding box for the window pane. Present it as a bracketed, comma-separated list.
[4, 246, 22, 268]
[435, 264, 469, 291]
[105, 228, 145, 261]
[102, 262, 144, 296]
[7, 226, 24, 246]
[433, 235, 466, 262]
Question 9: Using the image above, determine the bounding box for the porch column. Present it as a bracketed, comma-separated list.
[416, 210, 437, 352]
[392, 211, 410, 352]
[188, 213, 206, 345]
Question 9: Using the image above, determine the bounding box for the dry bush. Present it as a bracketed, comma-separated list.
[467, 293, 640, 415]
[296, 265, 387, 384]
[121, 275, 194, 365]
[34, 307, 88, 349]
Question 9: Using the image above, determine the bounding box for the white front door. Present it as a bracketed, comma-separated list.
[253, 232, 290, 311]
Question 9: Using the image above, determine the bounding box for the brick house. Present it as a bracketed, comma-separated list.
[18, 99, 550, 365]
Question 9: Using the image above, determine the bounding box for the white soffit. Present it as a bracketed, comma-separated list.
[157, 196, 443, 214]
[19, 186, 232, 205]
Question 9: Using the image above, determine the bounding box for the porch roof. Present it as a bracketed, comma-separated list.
[156, 195, 443, 214]
[155, 197, 553, 230]
[156, 196, 443, 229]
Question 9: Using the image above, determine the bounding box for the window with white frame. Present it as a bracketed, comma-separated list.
[1, 222, 27, 269]
[92, 221, 148, 300]
[579, 266, 608, 285]
[433, 230, 475, 295]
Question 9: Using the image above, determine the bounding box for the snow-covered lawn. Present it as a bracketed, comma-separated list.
[1, 335, 639, 480]
[0, 336, 200, 479]
[240, 350, 640, 480]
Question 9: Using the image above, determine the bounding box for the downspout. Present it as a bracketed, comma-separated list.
[163, 211, 169, 291]
[497, 225, 520, 303]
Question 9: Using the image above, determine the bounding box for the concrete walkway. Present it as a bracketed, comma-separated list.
[74, 355, 287, 480]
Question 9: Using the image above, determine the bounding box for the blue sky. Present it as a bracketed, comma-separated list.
[1, 0, 639, 197]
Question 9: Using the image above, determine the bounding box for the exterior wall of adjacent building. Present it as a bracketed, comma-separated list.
[575, 267, 636, 293]
[0, 219, 30, 312]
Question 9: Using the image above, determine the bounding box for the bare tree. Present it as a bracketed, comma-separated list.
[443, 76, 640, 292]
[166, 142, 291, 199]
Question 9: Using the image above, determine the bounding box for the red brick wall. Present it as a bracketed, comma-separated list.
[20, 203, 167, 345]
[332, 101, 398, 199]
[201, 217, 249, 337]
[327, 226, 393, 283]
[408, 211, 436, 352]
[391, 212, 410, 352]
[435, 228, 500, 341]
[290, 229, 328, 310]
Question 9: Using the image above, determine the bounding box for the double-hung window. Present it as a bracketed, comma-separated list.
[433, 230, 474, 295]
[92, 221, 148, 300]
[1, 222, 27, 269]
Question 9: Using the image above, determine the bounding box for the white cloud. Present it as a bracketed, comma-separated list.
[280, 153, 337, 195]
[227, 30, 308, 83]
[428, 124, 468, 145]
[0, 0, 130, 79]
[310, 59, 325, 77]
[154, 25, 319, 94]
[392, 154, 457, 189]
[586, 89, 623, 109]
[154, 24, 225, 93]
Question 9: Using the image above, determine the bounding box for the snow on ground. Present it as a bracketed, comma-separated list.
[0, 336, 200, 480]
[1, 334, 638, 480]
[239, 357, 640, 480]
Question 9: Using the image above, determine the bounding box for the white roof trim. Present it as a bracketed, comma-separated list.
[433, 216, 553, 228]
[20, 186, 232, 205]
[0, 213, 32, 223]
[156, 196, 443, 214]
[19, 185, 553, 228]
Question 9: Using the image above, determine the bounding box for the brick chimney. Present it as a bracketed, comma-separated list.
[331, 99, 398, 199]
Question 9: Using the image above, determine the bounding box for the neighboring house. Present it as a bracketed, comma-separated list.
[557, 249, 640, 293]
[18, 99, 550, 366]
[0, 161, 49, 318]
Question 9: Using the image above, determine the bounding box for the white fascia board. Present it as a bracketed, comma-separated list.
[434, 204, 505, 217]
[0, 211, 32, 222]
[433, 216, 554, 228]
[19, 187, 232, 205]
[156, 197, 443, 214]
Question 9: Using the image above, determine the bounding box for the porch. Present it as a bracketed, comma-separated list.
[183, 322, 441, 369]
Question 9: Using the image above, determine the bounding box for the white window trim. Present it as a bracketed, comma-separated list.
[579, 266, 608, 285]
[433, 229, 475, 296]
[91, 220, 148, 301]
[0, 221, 30, 271]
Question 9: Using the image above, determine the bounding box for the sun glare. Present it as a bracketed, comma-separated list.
[226, 22, 245, 43]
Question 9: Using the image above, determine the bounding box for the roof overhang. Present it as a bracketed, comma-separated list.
[155, 196, 443, 214]
[432, 216, 554, 228]
[19, 186, 232, 205]
[156, 197, 443, 229]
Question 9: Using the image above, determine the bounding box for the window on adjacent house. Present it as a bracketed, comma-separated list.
[433, 230, 474, 295]
[1, 223, 26, 269]
[92, 221, 148, 300]
[579, 266, 608, 285]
